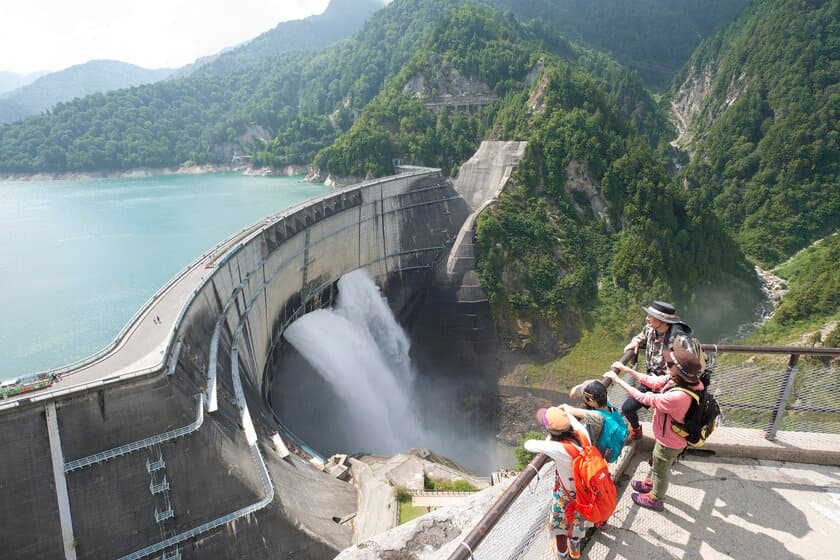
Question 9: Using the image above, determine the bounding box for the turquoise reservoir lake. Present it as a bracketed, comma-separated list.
[0, 173, 330, 379]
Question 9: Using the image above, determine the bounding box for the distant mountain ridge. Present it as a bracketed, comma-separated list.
[0, 60, 174, 124]
[488, 0, 750, 90]
[0, 0, 387, 124]
[0, 71, 49, 96]
[194, 0, 388, 76]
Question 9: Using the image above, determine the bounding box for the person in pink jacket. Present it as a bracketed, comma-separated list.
[602, 346, 703, 511]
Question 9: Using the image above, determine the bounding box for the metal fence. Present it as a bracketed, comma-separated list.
[447, 344, 840, 560]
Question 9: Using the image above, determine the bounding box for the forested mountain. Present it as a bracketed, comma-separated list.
[190, 0, 387, 77]
[0, 61, 174, 124]
[310, 2, 757, 342]
[672, 0, 839, 266]
[488, 0, 750, 90]
[0, 0, 745, 175]
[0, 0, 831, 345]
[0, 0, 390, 172]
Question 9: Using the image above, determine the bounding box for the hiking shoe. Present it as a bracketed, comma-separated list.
[631, 479, 653, 493]
[568, 537, 581, 559]
[626, 426, 643, 442]
[632, 492, 664, 512]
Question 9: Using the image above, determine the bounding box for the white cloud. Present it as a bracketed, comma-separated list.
[0, 0, 331, 74]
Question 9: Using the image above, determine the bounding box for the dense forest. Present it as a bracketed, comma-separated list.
[674, 0, 839, 267]
[309, 2, 757, 342]
[0, 0, 742, 175]
[486, 0, 750, 90]
[0, 0, 835, 349]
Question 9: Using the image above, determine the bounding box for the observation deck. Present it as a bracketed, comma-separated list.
[337, 345, 840, 560]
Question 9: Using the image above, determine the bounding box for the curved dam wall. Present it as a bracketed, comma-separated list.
[0, 169, 470, 559]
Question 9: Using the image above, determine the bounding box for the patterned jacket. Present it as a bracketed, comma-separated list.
[629, 322, 693, 375]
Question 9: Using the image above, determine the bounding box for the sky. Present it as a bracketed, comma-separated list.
[0, 0, 334, 75]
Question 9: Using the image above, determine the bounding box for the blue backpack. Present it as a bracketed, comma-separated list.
[596, 403, 629, 463]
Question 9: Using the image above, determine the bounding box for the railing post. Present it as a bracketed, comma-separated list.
[767, 353, 800, 440]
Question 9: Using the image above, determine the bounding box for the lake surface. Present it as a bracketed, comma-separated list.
[0, 173, 330, 379]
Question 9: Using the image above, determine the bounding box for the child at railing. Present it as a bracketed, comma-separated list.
[525, 407, 589, 559]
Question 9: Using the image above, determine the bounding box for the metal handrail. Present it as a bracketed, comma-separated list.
[447, 344, 840, 560]
[64, 396, 203, 472]
[701, 344, 840, 355]
[448, 348, 636, 560]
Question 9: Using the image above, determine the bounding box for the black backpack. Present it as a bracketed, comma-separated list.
[669, 387, 720, 447]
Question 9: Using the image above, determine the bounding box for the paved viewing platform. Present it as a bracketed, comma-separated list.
[493, 425, 839, 560]
[581, 425, 840, 560]
[340, 425, 840, 560]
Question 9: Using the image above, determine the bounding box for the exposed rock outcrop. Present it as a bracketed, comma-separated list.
[671, 63, 750, 148]
[404, 63, 498, 113]
[526, 60, 548, 116]
[565, 159, 611, 227]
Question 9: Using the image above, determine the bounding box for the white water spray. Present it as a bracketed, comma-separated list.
[283, 269, 424, 455]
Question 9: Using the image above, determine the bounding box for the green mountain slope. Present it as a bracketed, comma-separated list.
[0, 61, 174, 124]
[673, 0, 839, 266]
[0, 0, 389, 173]
[744, 232, 839, 347]
[0, 0, 778, 362]
[313, 2, 758, 344]
[488, 0, 750, 90]
[0, 0, 747, 174]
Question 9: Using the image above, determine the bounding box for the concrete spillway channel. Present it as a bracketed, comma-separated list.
[1, 164, 513, 558]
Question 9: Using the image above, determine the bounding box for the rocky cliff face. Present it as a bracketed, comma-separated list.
[671, 64, 716, 146]
[564, 159, 611, 227]
[404, 63, 496, 100]
[671, 62, 750, 148]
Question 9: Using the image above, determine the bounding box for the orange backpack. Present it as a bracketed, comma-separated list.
[557, 427, 617, 526]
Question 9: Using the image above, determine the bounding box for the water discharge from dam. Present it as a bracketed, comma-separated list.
[283, 270, 423, 455]
[281, 269, 511, 472]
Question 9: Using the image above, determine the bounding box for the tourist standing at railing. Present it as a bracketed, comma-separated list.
[603, 347, 703, 511]
[561, 380, 607, 441]
[525, 407, 588, 559]
[620, 301, 694, 441]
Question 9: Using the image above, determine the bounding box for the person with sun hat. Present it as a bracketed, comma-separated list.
[619, 301, 695, 441]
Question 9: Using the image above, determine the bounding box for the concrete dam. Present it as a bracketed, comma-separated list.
[0, 142, 527, 559]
